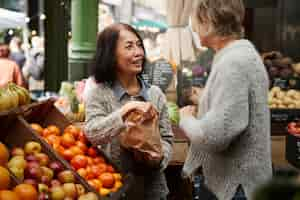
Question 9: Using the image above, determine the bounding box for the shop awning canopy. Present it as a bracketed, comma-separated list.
[132, 19, 168, 30]
[0, 8, 26, 30]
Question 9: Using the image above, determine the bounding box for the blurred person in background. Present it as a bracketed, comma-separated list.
[9, 36, 26, 69]
[0, 43, 24, 87]
[179, 0, 272, 199]
[22, 36, 45, 91]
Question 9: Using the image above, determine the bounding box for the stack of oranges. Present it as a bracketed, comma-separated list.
[30, 123, 123, 196]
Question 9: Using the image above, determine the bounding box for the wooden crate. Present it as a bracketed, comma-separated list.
[0, 115, 93, 194]
[21, 100, 133, 200]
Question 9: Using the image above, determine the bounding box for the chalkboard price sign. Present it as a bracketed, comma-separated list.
[141, 59, 174, 92]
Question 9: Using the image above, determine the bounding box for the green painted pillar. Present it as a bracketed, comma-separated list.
[68, 0, 98, 81]
[44, 0, 68, 91]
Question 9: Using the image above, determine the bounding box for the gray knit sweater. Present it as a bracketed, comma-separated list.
[180, 39, 272, 200]
[84, 82, 173, 199]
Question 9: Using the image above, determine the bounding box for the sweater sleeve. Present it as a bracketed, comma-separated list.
[151, 86, 174, 171]
[180, 63, 249, 152]
[84, 87, 126, 145]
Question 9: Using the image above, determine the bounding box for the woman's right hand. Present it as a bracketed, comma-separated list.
[121, 101, 152, 117]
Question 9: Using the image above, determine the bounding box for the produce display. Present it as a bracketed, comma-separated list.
[268, 87, 300, 109]
[55, 81, 85, 122]
[262, 51, 294, 80]
[166, 102, 180, 125]
[31, 124, 123, 196]
[6, 141, 95, 199]
[287, 122, 300, 135]
[0, 83, 30, 112]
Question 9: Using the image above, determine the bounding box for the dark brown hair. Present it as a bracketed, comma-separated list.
[89, 23, 146, 84]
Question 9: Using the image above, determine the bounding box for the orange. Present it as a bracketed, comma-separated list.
[0, 143, 9, 166]
[0, 190, 20, 200]
[99, 188, 111, 196]
[30, 123, 43, 135]
[13, 184, 38, 200]
[0, 167, 10, 190]
[99, 173, 115, 188]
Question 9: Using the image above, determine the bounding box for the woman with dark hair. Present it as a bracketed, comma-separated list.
[84, 23, 173, 200]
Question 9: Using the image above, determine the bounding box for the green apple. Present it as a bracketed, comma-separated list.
[51, 186, 65, 200]
[8, 156, 27, 169]
[24, 141, 42, 155]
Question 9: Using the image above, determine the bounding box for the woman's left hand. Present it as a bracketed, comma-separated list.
[180, 106, 197, 118]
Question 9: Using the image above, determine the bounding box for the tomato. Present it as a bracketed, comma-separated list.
[93, 157, 105, 164]
[45, 135, 61, 146]
[87, 157, 93, 165]
[62, 149, 75, 161]
[77, 168, 87, 179]
[30, 123, 43, 135]
[47, 125, 61, 136]
[91, 164, 107, 177]
[61, 133, 76, 148]
[70, 155, 88, 170]
[52, 144, 65, 156]
[99, 173, 115, 188]
[42, 128, 52, 137]
[70, 146, 84, 156]
[78, 131, 88, 144]
[64, 125, 80, 138]
[86, 166, 95, 180]
[87, 147, 98, 158]
[106, 165, 115, 173]
[76, 141, 88, 154]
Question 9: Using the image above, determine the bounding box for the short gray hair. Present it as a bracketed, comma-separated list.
[193, 0, 245, 38]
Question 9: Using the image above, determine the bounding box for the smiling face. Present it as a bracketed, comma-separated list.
[115, 29, 145, 77]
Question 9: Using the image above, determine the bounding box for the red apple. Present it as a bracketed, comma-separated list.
[26, 154, 38, 162]
[25, 166, 42, 180]
[49, 161, 64, 174]
[38, 192, 50, 200]
[50, 179, 61, 188]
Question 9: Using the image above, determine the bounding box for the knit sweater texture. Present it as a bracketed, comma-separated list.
[84, 82, 173, 199]
[180, 39, 272, 200]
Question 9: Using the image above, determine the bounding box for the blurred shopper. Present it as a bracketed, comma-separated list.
[0, 43, 24, 87]
[179, 0, 272, 199]
[84, 23, 173, 200]
[9, 36, 26, 69]
[23, 36, 45, 90]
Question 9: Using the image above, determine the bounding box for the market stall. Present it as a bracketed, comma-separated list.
[0, 85, 133, 199]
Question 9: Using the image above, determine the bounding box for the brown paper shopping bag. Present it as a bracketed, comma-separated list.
[120, 105, 163, 167]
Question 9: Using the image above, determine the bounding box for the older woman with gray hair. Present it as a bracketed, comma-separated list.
[179, 0, 272, 199]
